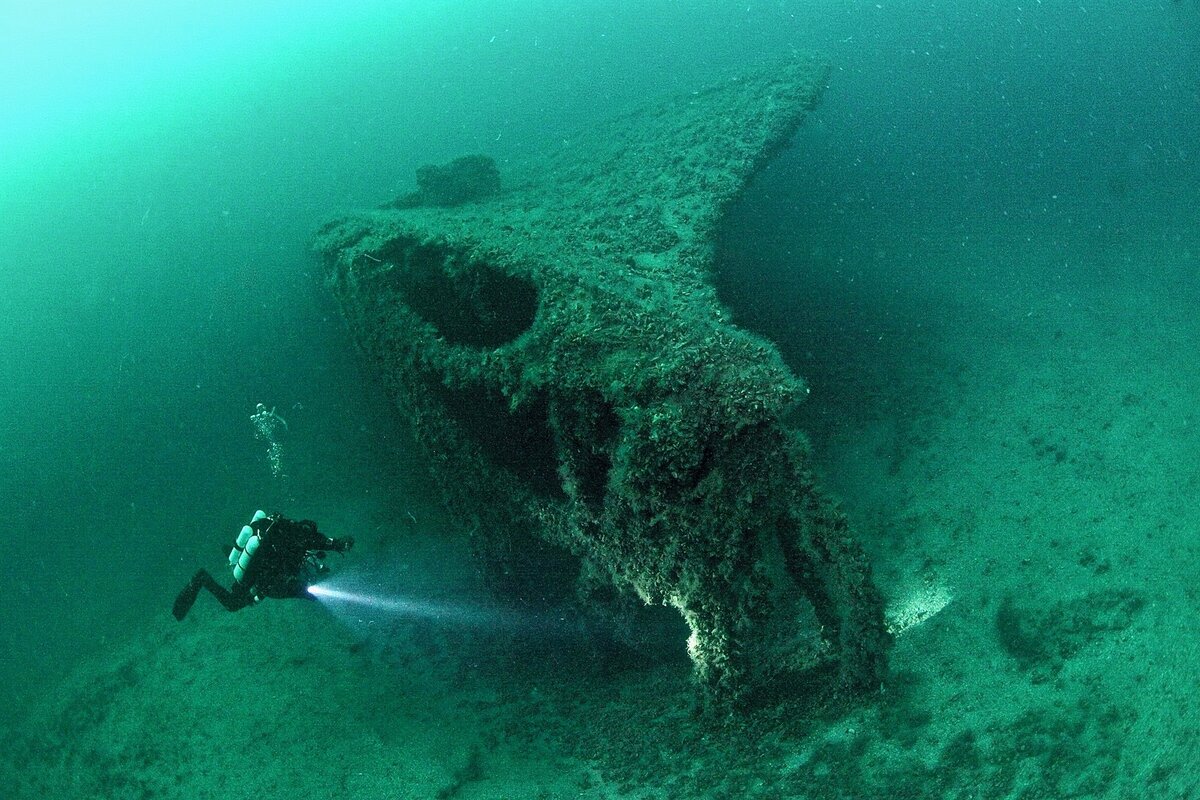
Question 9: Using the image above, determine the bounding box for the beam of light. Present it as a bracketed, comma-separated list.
[307, 583, 496, 625]
[306, 571, 570, 635]
[307, 563, 693, 662]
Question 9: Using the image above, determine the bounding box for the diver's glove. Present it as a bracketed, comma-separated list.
[331, 536, 354, 553]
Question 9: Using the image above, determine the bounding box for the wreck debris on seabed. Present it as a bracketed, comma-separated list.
[314, 55, 891, 710]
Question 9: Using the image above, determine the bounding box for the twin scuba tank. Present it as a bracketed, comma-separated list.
[229, 510, 269, 584]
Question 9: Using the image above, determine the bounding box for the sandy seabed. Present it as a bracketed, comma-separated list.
[4, 215, 1198, 800]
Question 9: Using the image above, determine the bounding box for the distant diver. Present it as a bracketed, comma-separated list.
[251, 403, 289, 478]
[172, 511, 354, 621]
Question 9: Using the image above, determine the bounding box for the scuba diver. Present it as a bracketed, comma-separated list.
[173, 510, 353, 621]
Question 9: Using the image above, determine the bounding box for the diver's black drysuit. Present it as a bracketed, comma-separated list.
[173, 514, 353, 621]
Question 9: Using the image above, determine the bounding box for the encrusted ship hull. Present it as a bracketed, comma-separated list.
[315, 57, 889, 704]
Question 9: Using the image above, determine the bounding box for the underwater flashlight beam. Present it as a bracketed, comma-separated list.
[307, 583, 421, 614]
[307, 580, 530, 630]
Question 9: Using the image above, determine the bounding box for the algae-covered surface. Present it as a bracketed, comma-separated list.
[6, 215, 1200, 799]
[313, 55, 888, 706]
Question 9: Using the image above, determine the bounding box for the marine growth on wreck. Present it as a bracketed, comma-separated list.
[314, 55, 890, 706]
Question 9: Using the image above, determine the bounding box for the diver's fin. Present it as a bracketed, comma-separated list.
[172, 571, 205, 621]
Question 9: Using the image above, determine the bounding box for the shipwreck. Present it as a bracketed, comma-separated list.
[314, 56, 890, 705]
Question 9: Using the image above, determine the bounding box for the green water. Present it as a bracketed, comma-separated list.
[2, 2, 1198, 798]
